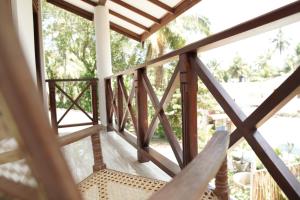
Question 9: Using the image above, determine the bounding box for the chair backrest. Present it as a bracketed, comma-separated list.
[0, 1, 81, 199]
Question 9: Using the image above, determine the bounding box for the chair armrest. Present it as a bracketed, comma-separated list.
[149, 131, 229, 200]
[58, 125, 106, 146]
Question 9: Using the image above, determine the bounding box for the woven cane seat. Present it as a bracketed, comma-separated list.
[78, 169, 218, 200]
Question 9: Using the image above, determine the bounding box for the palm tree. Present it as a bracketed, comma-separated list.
[145, 15, 211, 89]
[272, 29, 290, 55]
[228, 55, 250, 82]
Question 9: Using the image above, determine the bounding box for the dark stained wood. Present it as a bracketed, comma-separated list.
[230, 66, 300, 146]
[48, 80, 58, 133]
[0, 3, 82, 198]
[110, 127, 180, 177]
[135, 69, 149, 162]
[144, 64, 180, 144]
[179, 53, 198, 166]
[107, 1, 300, 78]
[117, 76, 124, 132]
[110, 22, 141, 42]
[58, 122, 94, 128]
[141, 70, 183, 167]
[245, 132, 300, 198]
[245, 66, 300, 129]
[59, 125, 104, 146]
[105, 79, 113, 129]
[46, 78, 98, 82]
[81, 0, 97, 6]
[189, 55, 246, 127]
[189, 55, 300, 198]
[140, 147, 181, 177]
[149, 131, 229, 200]
[148, 0, 174, 13]
[91, 79, 99, 125]
[55, 83, 93, 124]
[141, 0, 201, 41]
[47, 0, 93, 20]
[214, 158, 229, 200]
[109, 10, 150, 32]
[110, 0, 161, 24]
[112, 127, 138, 148]
[119, 79, 137, 132]
[0, 177, 39, 200]
[91, 132, 106, 171]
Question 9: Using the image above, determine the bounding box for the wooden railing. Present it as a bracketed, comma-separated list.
[105, 2, 300, 199]
[46, 78, 99, 133]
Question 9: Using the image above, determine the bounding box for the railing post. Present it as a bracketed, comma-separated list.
[91, 79, 99, 125]
[90, 78, 105, 172]
[179, 52, 198, 167]
[105, 78, 113, 130]
[117, 76, 124, 132]
[215, 158, 229, 200]
[135, 69, 149, 163]
[48, 80, 58, 134]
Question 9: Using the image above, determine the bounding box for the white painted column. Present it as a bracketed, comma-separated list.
[11, 0, 37, 82]
[94, 5, 113, 125]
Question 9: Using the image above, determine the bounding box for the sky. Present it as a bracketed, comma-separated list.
[178, 0, 300, 68]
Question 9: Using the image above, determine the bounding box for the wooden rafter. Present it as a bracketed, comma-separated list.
[80, 0, 97, 6]
[148, 0, 174, 13]
[110, 22, 141, 41]
[47, 0, 202, 42]
[47, 0, 93, 20]
[141, 0, 201, 41]
[110, 0, 161, 24]
[109, 10, 150, 32]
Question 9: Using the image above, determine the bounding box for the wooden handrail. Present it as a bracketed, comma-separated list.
[105, 1, 300, 79]
[149, 131, 229, 200]
[58, 125, 105, 146]
[46, 78, 98, 82]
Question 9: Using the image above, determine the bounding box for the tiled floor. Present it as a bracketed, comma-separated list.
[62, 128, 171, 184]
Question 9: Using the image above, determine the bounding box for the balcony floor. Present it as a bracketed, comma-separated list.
[61, 128, 171, 184]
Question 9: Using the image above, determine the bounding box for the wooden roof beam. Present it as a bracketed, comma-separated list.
[148, 0, 174, 13]
[110, 22, 142, 42]
[109, 10, 150, 32]
[110, 0, 161, 24]
[141, 0, 201, 41]
[80, 0, 97, 6]
[98, 0, 107, 6]
[47, 0, 93, 21]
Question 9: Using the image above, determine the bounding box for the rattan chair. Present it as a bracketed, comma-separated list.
[0, 2, 228, 200]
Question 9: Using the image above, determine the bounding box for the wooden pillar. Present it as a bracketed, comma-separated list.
[215, 158, 229, 200]
[90, 78, 106, 171]
[179, 52, 198, 167]
[48, 80, 58, 134]
[105, 79, 113, 131]
[117, 76, 123, 132]
[135, 69, 149, 162]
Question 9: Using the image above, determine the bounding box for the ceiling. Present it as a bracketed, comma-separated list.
[46, 0, 201, 42]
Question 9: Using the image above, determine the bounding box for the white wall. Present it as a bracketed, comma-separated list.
[11, 0, 37, 82]
[94, 5, 113, 125]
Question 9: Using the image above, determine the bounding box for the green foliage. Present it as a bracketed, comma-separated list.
[228, 55, 250, 81]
